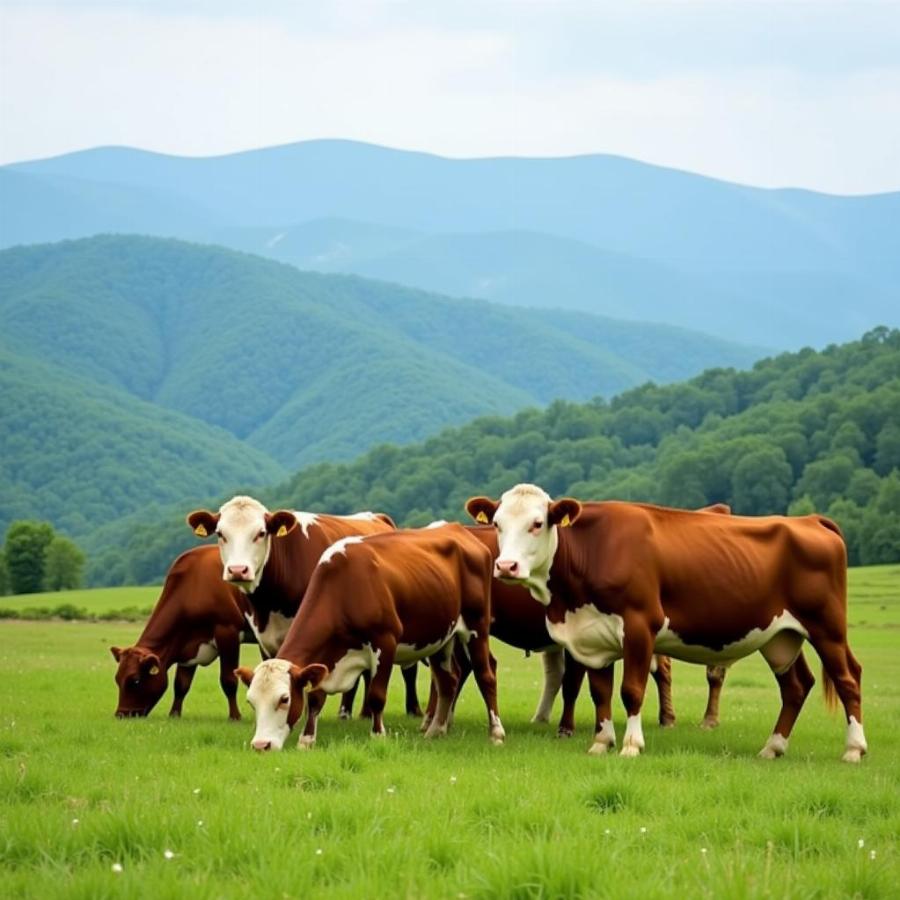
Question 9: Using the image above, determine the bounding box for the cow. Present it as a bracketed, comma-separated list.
[186, 495, 421, 718]
[235, 523, 504, 751]
[466, 484, 866, 762]
[430, 513, 731, 735]
[111, 545, 256, 719]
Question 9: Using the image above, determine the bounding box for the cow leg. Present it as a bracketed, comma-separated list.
[758, 651, 815, 760]
[650, 654, 676, 727]
[402, 663, 423, 717]
[700, 665, 727, 729]
[619, 621, 655, 757]
[365, 644, 396, 737]
[557, 651, 586, 737]
[422, 671, 438, 733]
[586, 665, 616, 754]
[805, 628, 866, 762]
[532, 646, 565, 723]
[339, 678, 360, 720]
[466, 632, 505, 745]
[424, 643, 459, 739]
[358, 670, 374, 719]
[215, 628, 242, 721]
[298, 688, 326, 749]
[169, 665, 196, 717]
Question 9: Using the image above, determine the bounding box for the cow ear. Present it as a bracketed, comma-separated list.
[465, 496, 499, 525]
[140, 653, 162, 676]
[549, 498, 582, 528]
[235, 666, 255, 687]
[187, 510, 219, 539]
[374, 513, 396, 528]
[110, 646, 123, 662]
[266, 510, 297, 538]
[290, 663, 328, 692]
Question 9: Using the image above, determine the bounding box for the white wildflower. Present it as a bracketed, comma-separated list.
[163, 849, 175, 860]
[870, 850, 876, 861]
[640, 827, 647, 834]
[71, 818, 79, 827]
[193, 788, 201, 795]
[386, 786, 396, 794]
[111, 863, 123, 874]
[315, 848, 323, 856]
[449, 776, 457, 785]
[858, 838, 865, 849]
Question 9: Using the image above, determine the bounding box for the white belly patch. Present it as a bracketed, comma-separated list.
[258, 612, 294, 657]
[395, 619, 460, 666]
[184, 640, 218, 667]
[654, 611, 809, 669]
[320, 644, 381, 694]
[546, 606, 625, 669]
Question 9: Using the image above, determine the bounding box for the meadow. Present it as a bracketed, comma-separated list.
[1, 566, 898, 899]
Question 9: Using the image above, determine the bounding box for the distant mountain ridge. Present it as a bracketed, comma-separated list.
[0, 235, 763, 545]
[3, 140, 897, 348]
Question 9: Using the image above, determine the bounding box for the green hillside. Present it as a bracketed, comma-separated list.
[0, 235, 761, 474]
[83, 329, 900, 587]
[0, 346, 285, 542]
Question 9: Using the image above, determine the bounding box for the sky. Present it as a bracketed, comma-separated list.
[1, 1, 898, 194]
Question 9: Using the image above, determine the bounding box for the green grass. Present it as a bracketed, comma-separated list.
[1, 567, 898, 898]
[0, 586, 157, 620]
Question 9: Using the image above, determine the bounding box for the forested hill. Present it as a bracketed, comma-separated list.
[90, 329, 900, 585]
[0, 235, 761, 552]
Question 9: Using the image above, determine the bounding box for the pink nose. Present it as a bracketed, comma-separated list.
[495, 559, 520, 578]
[228, 564, 250, 580]
[251, 739, 272, 751]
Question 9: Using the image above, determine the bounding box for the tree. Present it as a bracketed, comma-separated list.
[4, 521, 55, 594]
[731, 447, 793, 515]
[43, 535, 86, 591]
[0, 550, 8, 596]
[874, 423, 900, 476]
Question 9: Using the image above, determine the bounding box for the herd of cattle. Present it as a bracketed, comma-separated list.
[111, 484, 867, 763]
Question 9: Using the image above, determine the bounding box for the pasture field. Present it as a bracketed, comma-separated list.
[0, 586, 157, 619]
[1, 566, 898, 899]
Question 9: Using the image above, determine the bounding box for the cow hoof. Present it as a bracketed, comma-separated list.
[420, 715, 433, 733]
[229, 714, 242, 722]
[338, 707, 351, 720]
[619, 744, 642, 758]
[587, 742, 612, 756]
[557, 728, 574, 739]
[370, 729, 387, 739]
[490, 735, 505, 746]
[297, 736, 316, 750]
[530, 713, 551, 724]
[659, 718, 676, 729]
[407, 707, 424, 718]
[758, 747, 779, 760]
[169, 710, 182, 718]
[424, 725, 448, 740]
[758, 734, 787, 759]
[842, 748, 864, 763]
[699, 717, 719, 730]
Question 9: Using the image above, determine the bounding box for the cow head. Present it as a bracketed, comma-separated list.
[111, 646, 166, 717]
[237, 660, 328, 751]
[187, 496, 298, 593]
[466, 484, 581, 605]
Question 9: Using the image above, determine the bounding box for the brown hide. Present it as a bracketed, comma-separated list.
[112, 545, 251, 718]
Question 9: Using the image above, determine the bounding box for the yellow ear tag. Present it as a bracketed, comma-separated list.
[149, 665, 160, 675]
[560, 514, 571, 528]
[194, 524, 208, 537]
[476, 511, 489, 524]
[276, 524, 289, 538]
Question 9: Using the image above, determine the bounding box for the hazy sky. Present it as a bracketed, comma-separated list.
[1, 1, 898, 193]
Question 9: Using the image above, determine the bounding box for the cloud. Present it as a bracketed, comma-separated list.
[0, 3, 897, 193]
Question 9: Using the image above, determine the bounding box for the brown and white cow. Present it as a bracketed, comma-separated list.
[186, 496, 421, 718]
[236, 523, 504, 751]
[466, 484, 866, 762]
[434, 515, 730, 735]
[111, 545, 256, 719]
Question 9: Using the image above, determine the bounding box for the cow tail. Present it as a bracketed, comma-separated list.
[822, 664, 839, 712]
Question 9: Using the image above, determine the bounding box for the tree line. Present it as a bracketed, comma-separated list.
[0, 521, 85, 596]
[79, 327, 900, 587]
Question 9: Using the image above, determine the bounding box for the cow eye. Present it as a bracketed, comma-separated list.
[131, 677, 140, 687]
[278, 694, 290, 707]
[254, 530, 266, 542]
[531, 520, 543, 531]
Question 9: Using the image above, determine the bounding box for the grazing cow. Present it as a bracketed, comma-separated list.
[111, 545, 256, 719]
[467, 484, 865, 762]
[236, 523, 504, 751]
[186, 496, 421, 718]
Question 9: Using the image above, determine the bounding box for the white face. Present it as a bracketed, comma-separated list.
[493, 484, 559, 600]
[246, 659, 294, 751]
[215, 497, 273, 591]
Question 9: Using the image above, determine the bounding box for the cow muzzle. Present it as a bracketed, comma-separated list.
[494, 559, 522, 579]
[251, 738, 274, 752]
[226, 564, 253, 583]
[116, 708, 149, 718]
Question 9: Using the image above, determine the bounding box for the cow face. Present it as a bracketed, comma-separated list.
[237, 660, 327, 751]
[111, 646, 166, 717]
[466, 484, 581, 605]
[187, 496, 297, 593]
